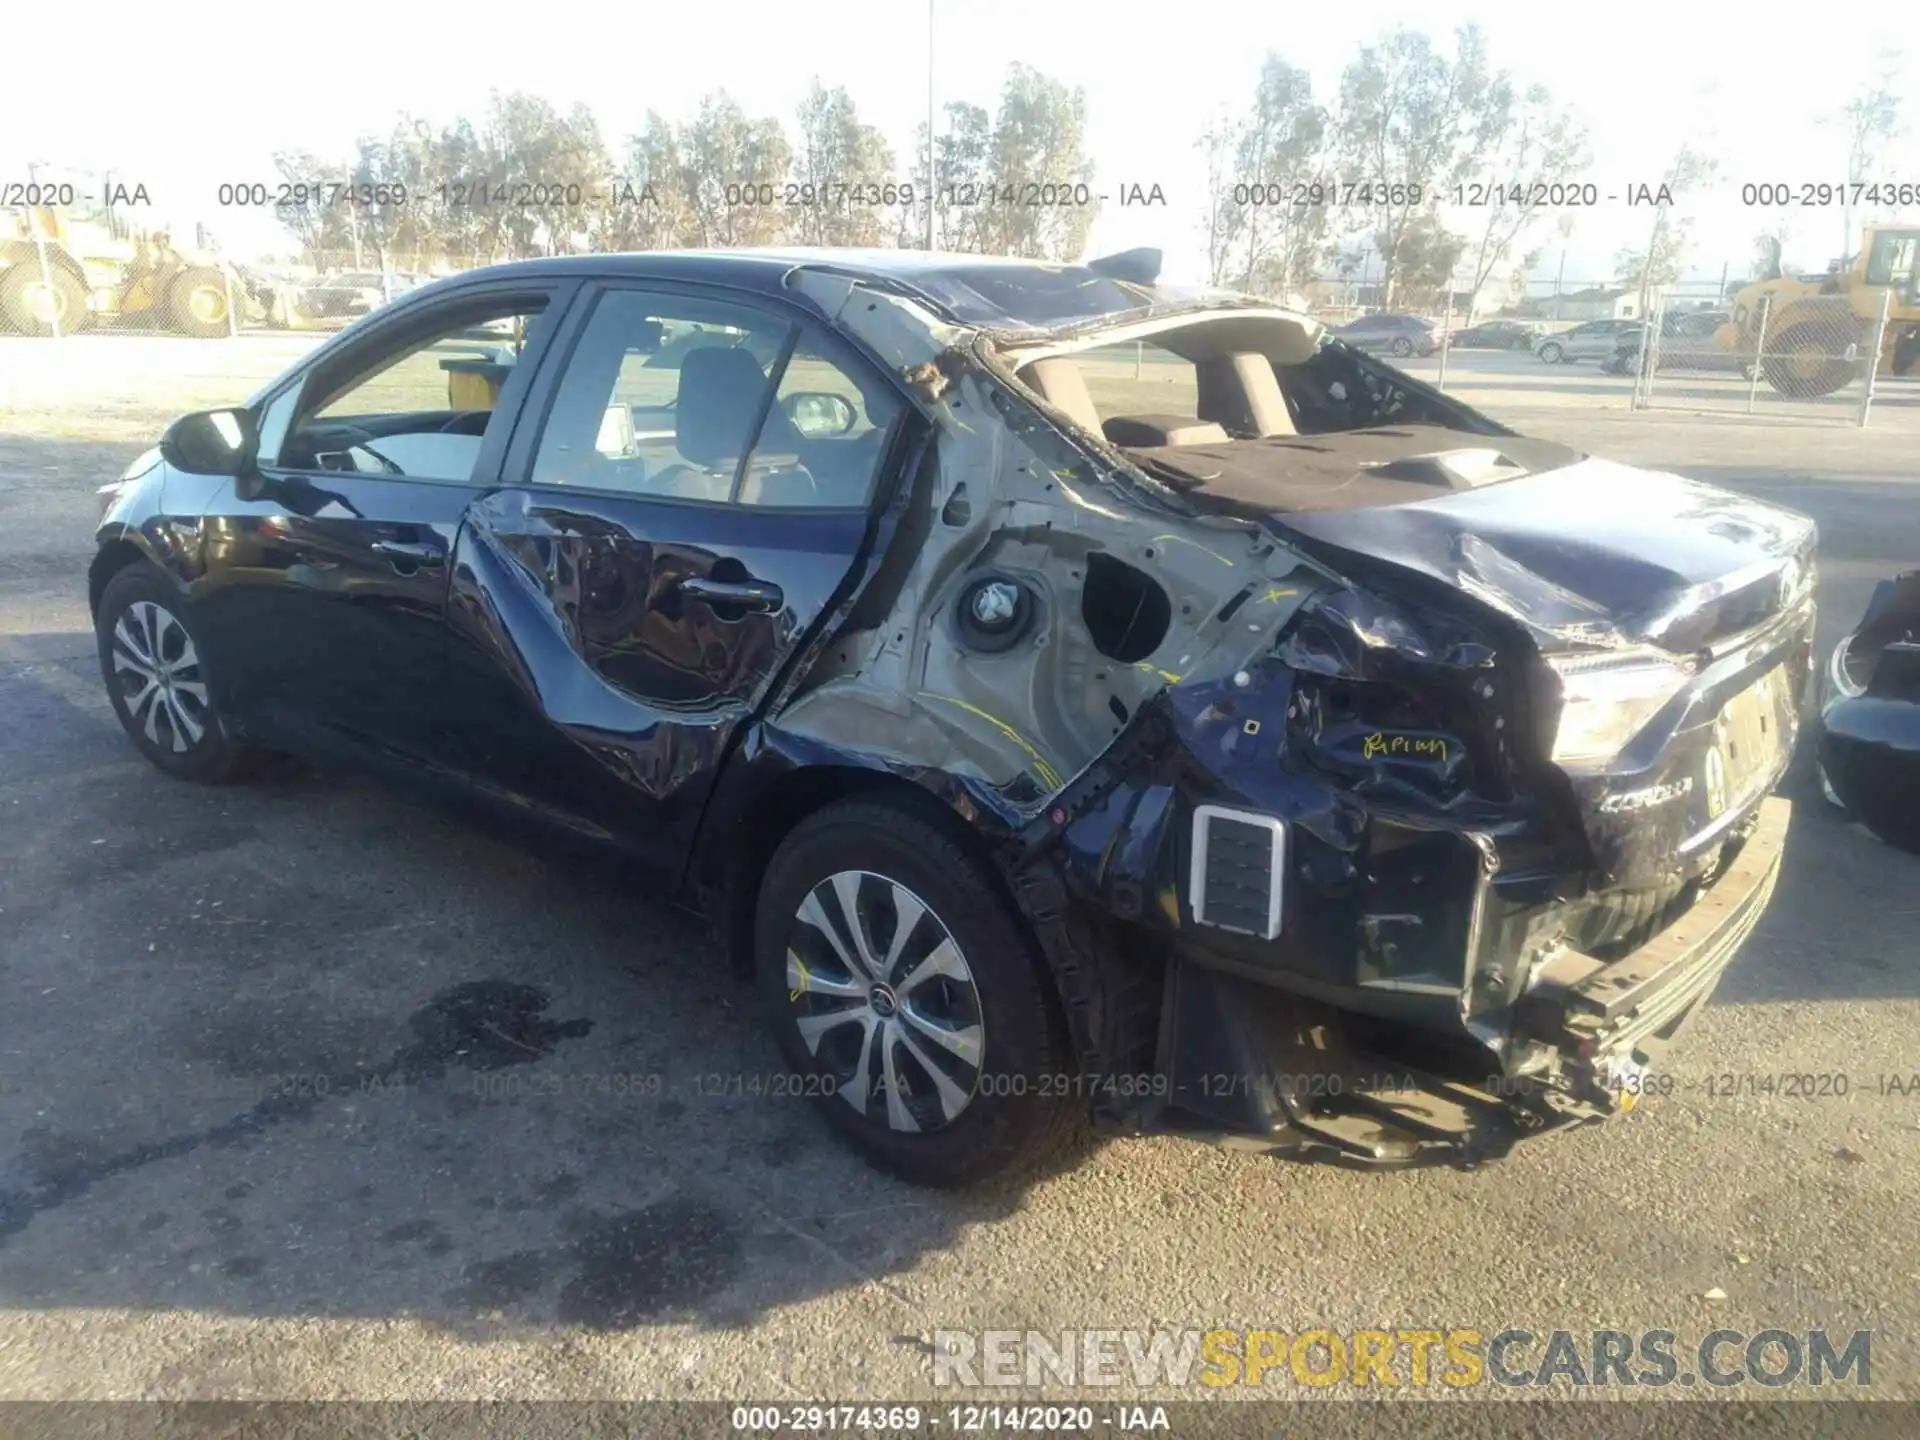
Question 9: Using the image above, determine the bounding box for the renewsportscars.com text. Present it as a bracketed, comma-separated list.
[932, 1327, 1872, 1390]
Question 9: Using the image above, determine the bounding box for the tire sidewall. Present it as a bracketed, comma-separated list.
[753, 799, 1073, 1185]
[95, 564, 244, 781]
[1540, 342, 1562, 363]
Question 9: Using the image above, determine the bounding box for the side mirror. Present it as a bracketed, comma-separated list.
[782, 391, 857, 439]
[159, 408, 255, 476]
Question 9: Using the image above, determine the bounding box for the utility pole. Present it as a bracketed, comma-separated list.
[925, 0, 937, 251]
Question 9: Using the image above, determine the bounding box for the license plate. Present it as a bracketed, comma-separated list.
[1705, 666, 1790, 820]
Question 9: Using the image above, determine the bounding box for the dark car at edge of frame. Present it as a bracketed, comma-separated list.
[1819, 569, 1920, 852]
[89, 245, 1817, 1185]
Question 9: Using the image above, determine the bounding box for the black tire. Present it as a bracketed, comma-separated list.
[1537, 341, 1563, 364]
[754, 797, 1078, 1187]
[95, 562, 265, 782]
[0, 263, 88, 336]
[1762, 322, 1858, 398]
[166, 267, 234, 338]
[1390, 336, 1414, 357]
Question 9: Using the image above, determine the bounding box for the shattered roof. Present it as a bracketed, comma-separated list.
[759, 249, 1251, 330]
[425, 247, 1259, 335]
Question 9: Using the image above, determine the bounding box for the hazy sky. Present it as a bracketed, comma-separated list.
[7, 0, 1916, 284]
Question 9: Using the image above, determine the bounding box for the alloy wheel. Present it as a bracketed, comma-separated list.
[109, 600, 210, 754]
[785, 869, 985, 1133]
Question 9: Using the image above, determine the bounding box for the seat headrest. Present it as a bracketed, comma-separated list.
[1017, 356, 1104, 434]
[675, 346, 770, 468]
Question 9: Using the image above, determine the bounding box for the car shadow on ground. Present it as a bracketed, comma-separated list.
[0, 646, 1107, 1350]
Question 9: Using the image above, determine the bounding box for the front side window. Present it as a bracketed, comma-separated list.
[267, 297, 551, 482]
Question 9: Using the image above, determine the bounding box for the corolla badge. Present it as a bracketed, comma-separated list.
[1598, 776, 1694, 814]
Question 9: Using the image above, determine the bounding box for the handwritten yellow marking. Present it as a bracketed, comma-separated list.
[789, 954, 811, 1004]
[1150, 533, 1237, 568]
[1133, 662, 1183, 684]
[1362, 731, 1449, 761]
[925, 694, 1065, 791]
[1261, 586, 1300, 604]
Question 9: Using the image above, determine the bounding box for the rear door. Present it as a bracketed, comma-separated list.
[438, 280, 914, 872]
[191, 281, 572, 767]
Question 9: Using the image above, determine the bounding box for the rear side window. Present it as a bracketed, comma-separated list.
[531, 290, 792, 502]
[531, 289, 902, 510]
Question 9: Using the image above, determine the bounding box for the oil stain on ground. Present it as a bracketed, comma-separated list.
[0, 981, 592, 1249]
[443, 1193, 744, 1331]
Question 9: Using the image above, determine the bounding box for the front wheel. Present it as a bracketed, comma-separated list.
[754, 797, 1078, 1187]
[1390, 336, 1414, 357]
[1537, 341, 1563, 364]
[167, 267, 234, 338]
[94, 562, 265, 782]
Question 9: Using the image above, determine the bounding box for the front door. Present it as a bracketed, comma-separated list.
[438, 282, 912, 872]
[191, 284, 569, 768]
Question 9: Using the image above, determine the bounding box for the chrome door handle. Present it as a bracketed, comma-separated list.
[677, 575, 783, 612]
[371, 539, 445, 569]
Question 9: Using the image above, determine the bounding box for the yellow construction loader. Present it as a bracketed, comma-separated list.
[0, 179, 277, 338]
[1716, 224, 1920, 397]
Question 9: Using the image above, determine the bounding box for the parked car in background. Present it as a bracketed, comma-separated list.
[90, 246, 1814, 1185]
[1602, 310, 1755, 379]
[1330, 313, 1438, 358]
[1450, 319, 1543, 350]
[1818, 568, 1920, 852]
[1534, 319, 1639, 364]
[298, 271, 426, 321]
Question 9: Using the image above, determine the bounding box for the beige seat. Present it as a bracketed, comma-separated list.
[1015, 357, 1104, 434]
[1196, 352, 1296, 438]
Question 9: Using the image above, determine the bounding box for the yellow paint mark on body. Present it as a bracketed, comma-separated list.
[1133, 662, 1183, 684]
[1150, 533, 1237, 568]
[1362, 731, 1449, 761]
[925, 694, 1065, 791]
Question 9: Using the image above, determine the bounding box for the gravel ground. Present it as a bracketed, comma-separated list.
[0, 336, 1916, 1425]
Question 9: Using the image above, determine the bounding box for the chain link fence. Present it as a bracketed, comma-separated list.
[1292, 273, 1920, 429]
[0, 200, 287, 341]
[7, 183, 1918, 433]
[1629, 285, 1900, 425]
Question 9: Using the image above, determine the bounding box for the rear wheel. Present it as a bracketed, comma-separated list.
[1390, 336, 1414, 357]
[1762, 322, 1858, 398]
[95, 563, 265, 782]
[0, 264, 88, 336]
[167, 267, 234, 338]
[754, 797, 1078, 1187]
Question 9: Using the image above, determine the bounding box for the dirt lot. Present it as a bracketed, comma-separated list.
[0, 335, 1916, 1423]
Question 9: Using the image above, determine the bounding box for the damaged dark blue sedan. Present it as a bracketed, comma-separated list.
[90, 247, 1816, 1185]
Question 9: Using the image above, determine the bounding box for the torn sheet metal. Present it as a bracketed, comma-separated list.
[778, 269, 1329, 821]
[1273, 458, 1819, 653]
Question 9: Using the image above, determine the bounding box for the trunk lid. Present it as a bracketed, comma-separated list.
[1264, 454, 1817, 654]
